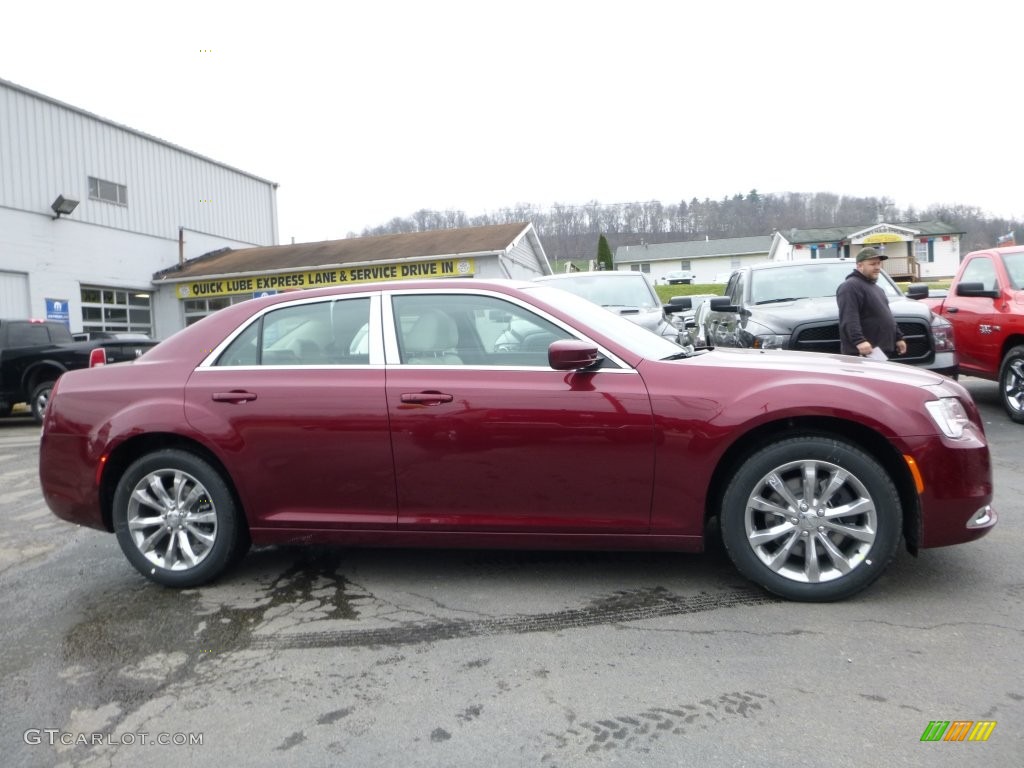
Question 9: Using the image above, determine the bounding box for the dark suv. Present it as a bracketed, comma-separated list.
[701, 259, 957, 376]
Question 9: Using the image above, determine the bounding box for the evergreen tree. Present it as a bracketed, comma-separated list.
[596, 233, 614, 270]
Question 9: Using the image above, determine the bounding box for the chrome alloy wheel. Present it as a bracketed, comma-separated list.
[126, 468, 218, 571]
[743, 459, 877, 584]
[1002, 356, 1024, 416]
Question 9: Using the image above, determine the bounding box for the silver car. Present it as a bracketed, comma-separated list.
[533, 271, 682, 343]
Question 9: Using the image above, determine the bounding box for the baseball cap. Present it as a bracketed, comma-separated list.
[856, 247, 888, 262]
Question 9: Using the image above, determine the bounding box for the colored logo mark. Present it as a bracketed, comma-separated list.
[920, 720, 996, 742]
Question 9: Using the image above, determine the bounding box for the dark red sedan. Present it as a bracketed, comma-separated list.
[39, 279, 997, 601]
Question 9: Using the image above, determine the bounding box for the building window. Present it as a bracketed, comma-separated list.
[680, 260, 692, 270]
[183, 295, 252, 326]
[914, 239, 934, 263]
[88, 176, 128, 206]
[629, 263, 651, 273]
[80, 286, 152, 335]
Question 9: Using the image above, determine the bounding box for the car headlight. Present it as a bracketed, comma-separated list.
[930, 314, 956, 352]
[925, 397, 970, 438]
[751, 334, 790, 350]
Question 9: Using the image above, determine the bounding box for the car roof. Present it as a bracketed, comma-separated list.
[747, 258, 855, 271]
[533, 271, 647, 281]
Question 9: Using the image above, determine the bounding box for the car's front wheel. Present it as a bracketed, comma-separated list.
[721, 436, 902, 602]
[113, 449, 247, 587]
[998, 345, 1024, 424]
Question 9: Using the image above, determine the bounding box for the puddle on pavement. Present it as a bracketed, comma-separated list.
[59, 547, 362, 720]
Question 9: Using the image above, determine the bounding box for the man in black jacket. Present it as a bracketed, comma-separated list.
[837, 247, 907, 359]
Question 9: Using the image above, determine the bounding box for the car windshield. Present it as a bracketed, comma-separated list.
[537, 275, 658, 309]
[749, 262, 902, 304]
[523, 285, 683, 359]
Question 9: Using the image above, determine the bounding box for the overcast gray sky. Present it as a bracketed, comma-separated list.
[3, 0, 1019, 244]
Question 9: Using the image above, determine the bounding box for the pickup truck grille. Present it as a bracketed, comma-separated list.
[791, 319, 934, 363]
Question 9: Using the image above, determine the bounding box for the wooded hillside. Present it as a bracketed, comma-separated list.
[357, 190, 1022, 267]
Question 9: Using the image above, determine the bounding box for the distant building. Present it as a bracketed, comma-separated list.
[153, 222, 552, 325]
[614, 236, 773, 283]
[0, 77, 278, 338]
[769, 220, 963, 279]
[613, 219, 964, 285]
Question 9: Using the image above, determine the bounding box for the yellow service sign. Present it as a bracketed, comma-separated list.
[175, 258, 475, 299]
[862, 233, 904, 244]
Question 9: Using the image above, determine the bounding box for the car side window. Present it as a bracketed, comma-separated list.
[960, 257, 998, 291]
[216, 298, 370, 366]
[392, 294, 573, 367]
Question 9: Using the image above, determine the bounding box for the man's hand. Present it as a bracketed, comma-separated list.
[857, 341, 873, 356]
[896, 340, 907, 356]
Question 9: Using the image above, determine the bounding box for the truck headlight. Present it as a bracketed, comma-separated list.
[752, 334, 790, 350]
[931, 314, 955, 352]
[925, 397, 970, 438]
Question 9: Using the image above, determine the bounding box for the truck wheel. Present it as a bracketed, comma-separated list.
[30, 381, 55, 424]
[720, 435, 902, 602]
[113, 449, 248, 587]
[999, 345, 1024, 424]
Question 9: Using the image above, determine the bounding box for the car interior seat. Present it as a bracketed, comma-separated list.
[403, 310, 463, 365]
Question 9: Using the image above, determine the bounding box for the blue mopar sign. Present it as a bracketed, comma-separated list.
[46, 298, 70, 326]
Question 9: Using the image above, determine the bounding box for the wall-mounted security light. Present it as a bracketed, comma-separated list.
[51, 195, 80, 219]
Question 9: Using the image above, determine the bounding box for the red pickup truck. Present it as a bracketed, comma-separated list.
[908, 245, 1024, 422]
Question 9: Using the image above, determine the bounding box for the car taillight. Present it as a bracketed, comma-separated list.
[89, 348, 107, 367]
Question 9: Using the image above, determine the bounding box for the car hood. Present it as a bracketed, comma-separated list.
[606, 306, 668, 333]
[747, 296, 929, 330]
[688, 346, 946, 387]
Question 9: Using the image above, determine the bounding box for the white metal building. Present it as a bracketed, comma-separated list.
[614, 236, 773, 283]
[0, 78, 278, 338]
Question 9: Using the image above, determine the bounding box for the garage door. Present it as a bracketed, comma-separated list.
[0, 271, 30, 317]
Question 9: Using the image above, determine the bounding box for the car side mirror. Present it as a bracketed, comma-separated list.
[548, 339, 601, 370]
[708, 296, 741, 313]
[955, 282, 1000, 299]
[666, 296, 692, 313]
[905, 283, 930, 300]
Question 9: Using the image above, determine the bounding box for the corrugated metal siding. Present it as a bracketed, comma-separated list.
[0, 271, 30, 317]
[0, 82, 276, 246]
[506, 237, 544, 278]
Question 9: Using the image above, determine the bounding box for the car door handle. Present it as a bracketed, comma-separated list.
[401, 392, 454, 405]
[946, 307, 959, 314]
[212, 391, 258, 403]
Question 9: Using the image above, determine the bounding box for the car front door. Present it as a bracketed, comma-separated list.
[384, 290, 657, 534]
[946, 256, 1000, 375]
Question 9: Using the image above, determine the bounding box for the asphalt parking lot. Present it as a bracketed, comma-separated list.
[0, 378, 1021, 767]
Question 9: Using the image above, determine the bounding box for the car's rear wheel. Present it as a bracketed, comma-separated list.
[998, 345, 1024, 424]
[113, 449, 246, 587]
[721, 436, 902, 602]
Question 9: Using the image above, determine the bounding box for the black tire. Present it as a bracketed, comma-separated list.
[720, 435, 902, 602]
[113, 449, 246, 587]
[998, 345, 1024, 424]
[30, 381, 54, 424]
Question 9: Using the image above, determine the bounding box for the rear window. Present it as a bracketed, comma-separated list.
[5, 322, 72, 346]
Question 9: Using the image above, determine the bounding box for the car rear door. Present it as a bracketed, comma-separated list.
[184, 293, 397, 530]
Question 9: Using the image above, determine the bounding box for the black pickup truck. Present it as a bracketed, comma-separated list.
[695, 259, 958, 376]
[0, 319, 157, 422]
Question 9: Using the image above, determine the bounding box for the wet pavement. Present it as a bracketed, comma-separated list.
[1, 379, 1022, 767]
